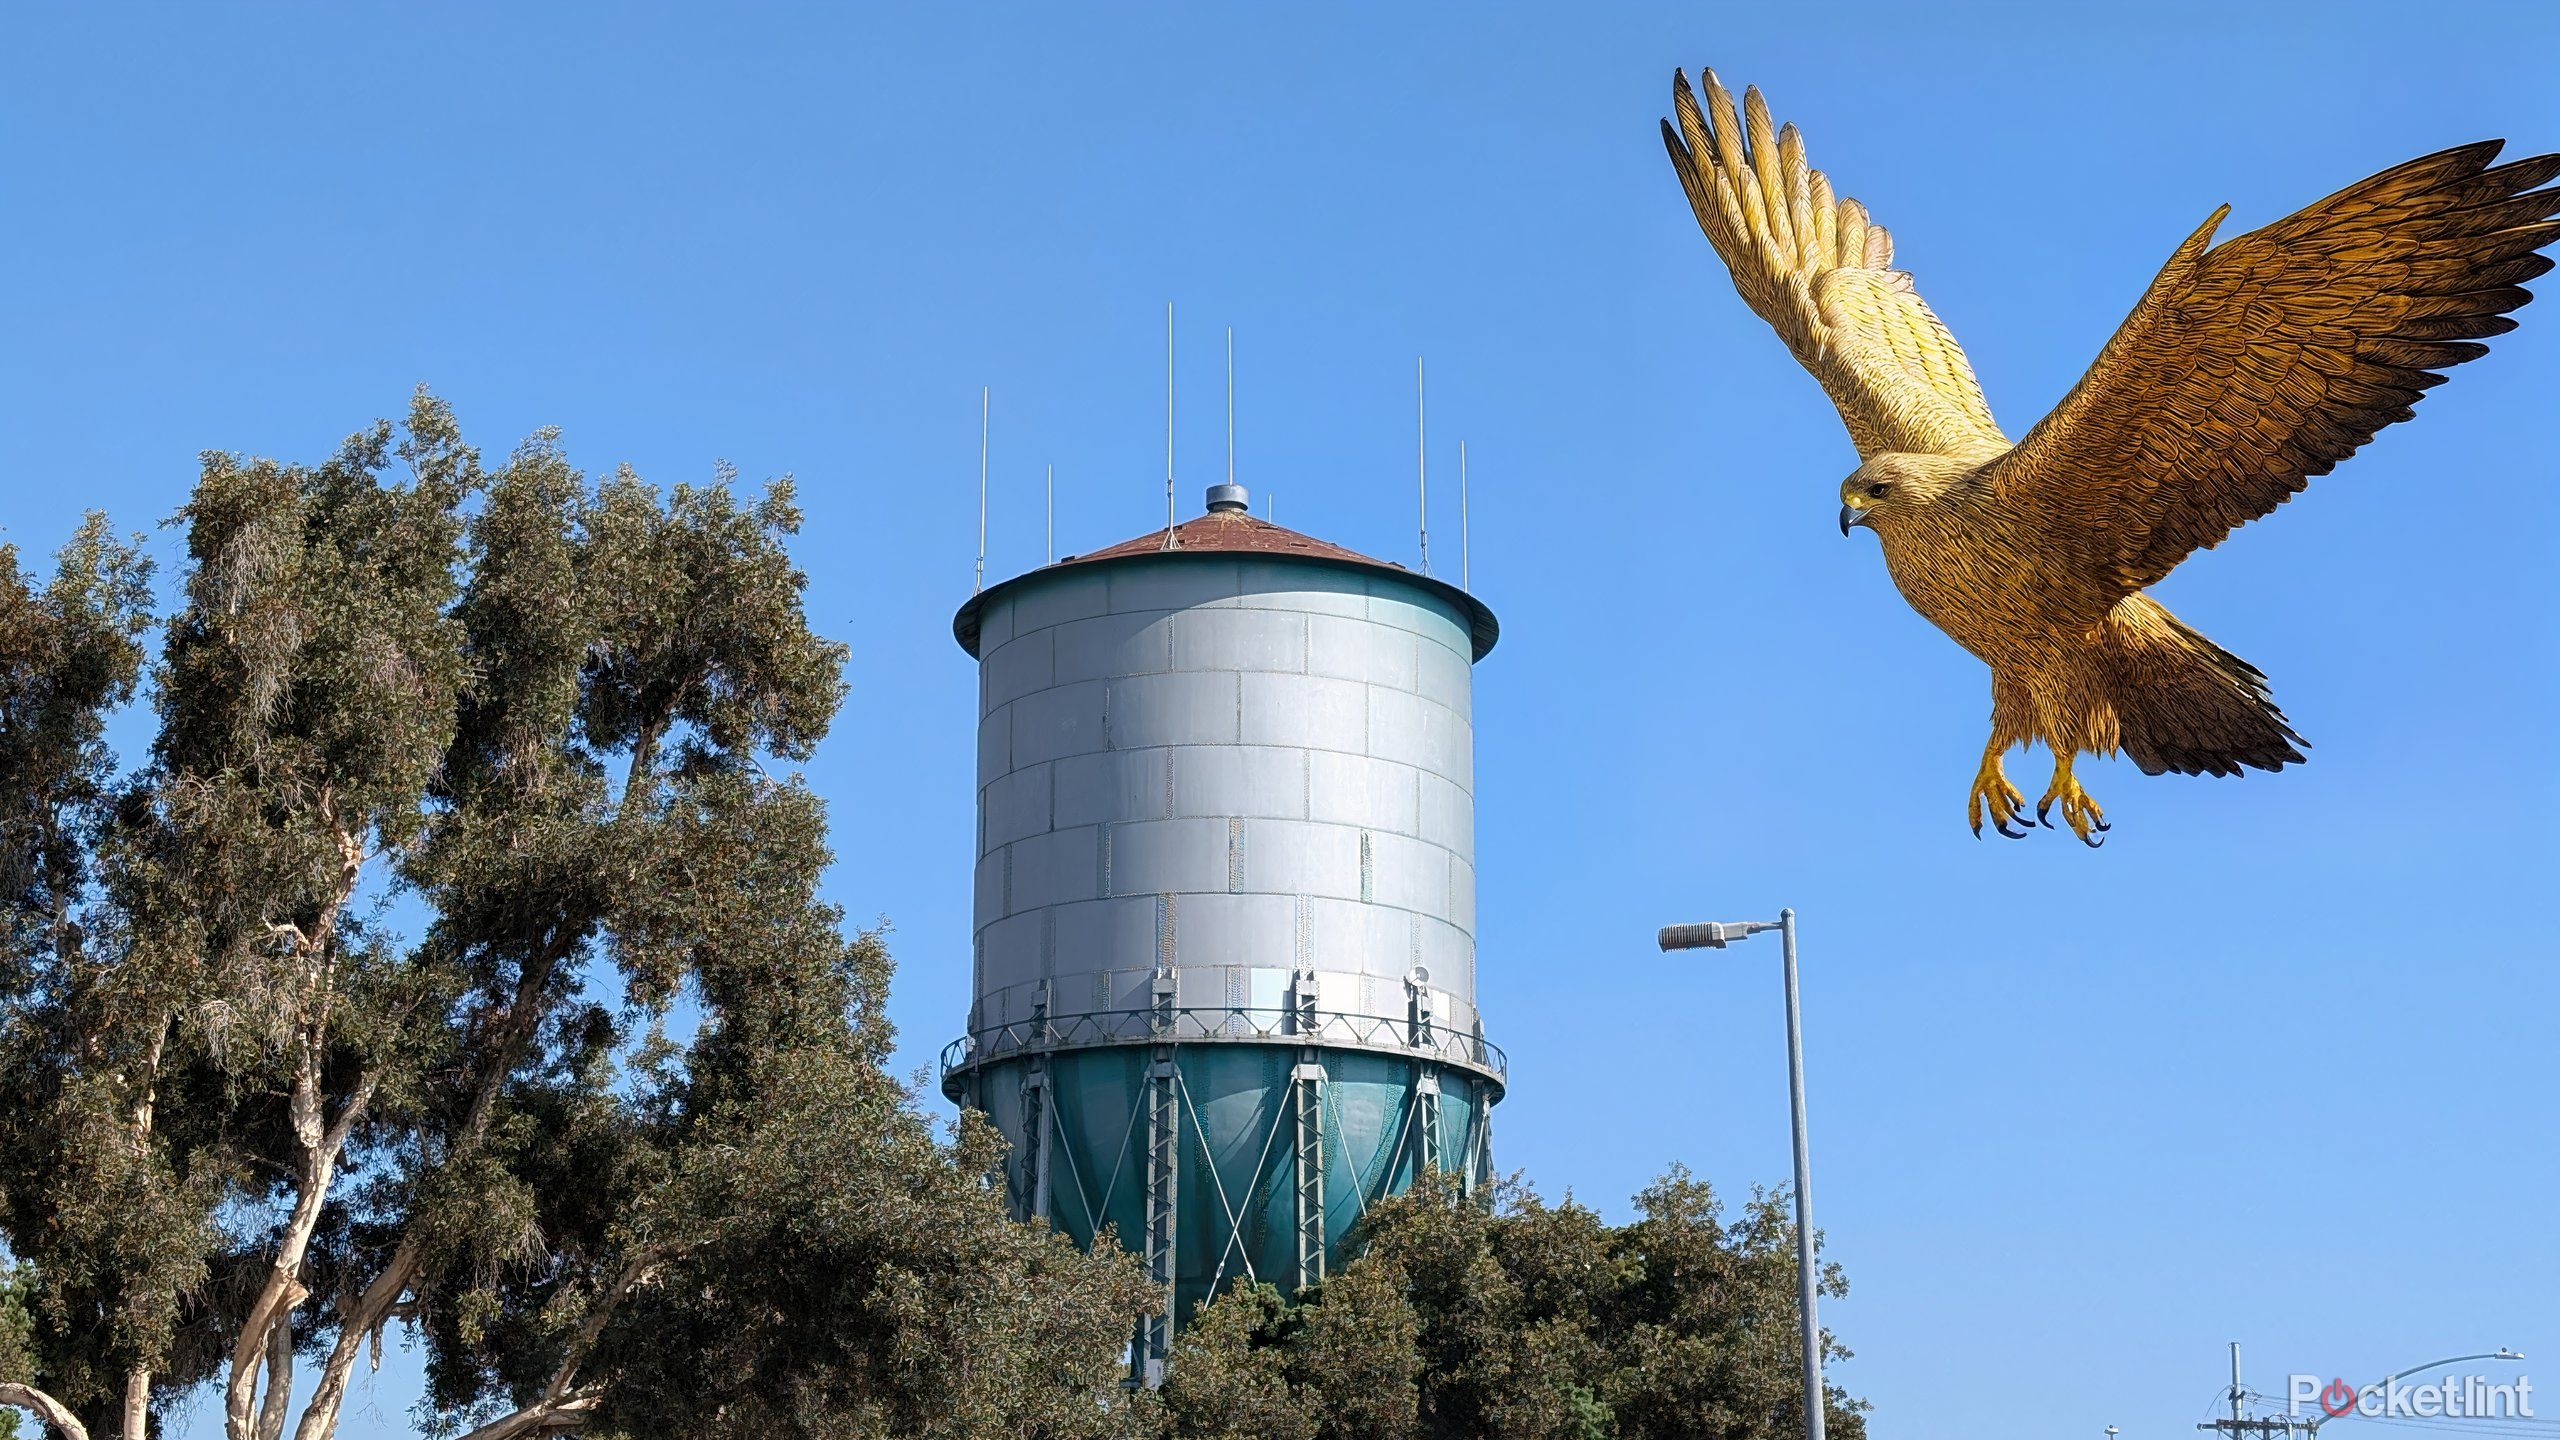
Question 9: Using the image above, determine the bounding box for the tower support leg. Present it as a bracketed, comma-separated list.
[1470, 1076, 1494, 1199]
[1414, 1066, 1443, 1175]
[1292, 1048, 1327, 1292]
[1018, 1062, 1052, 1222]
[1135, 1044, 1179, 1386]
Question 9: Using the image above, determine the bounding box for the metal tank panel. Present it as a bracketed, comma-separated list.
[966, 553, 1484, 1058]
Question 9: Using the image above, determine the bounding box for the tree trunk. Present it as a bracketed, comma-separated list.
[221, 1061, 373, 1440]
[120, 1367, 149, 1440]
[254, 1314, 292, 1440]
[226, 819, 371, 1440]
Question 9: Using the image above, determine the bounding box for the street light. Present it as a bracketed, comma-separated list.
[2305, 1350, 2526, 1431]
[1658, 908, 1825, 1440]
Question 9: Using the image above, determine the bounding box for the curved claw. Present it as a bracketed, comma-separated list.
[2034, 802, 2056, 828]
[2080, 828, 2106, 849]
[2093, 816, 2112, 833]
[1994, 815, 2031, 840]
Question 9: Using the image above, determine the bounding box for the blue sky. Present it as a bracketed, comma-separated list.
[5, 4, 2556, 1438]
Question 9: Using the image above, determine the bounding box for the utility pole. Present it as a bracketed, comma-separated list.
[2196, 1343, 2303, 1439]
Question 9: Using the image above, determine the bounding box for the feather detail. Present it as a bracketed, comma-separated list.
[1661, 69, 2008, 462]
[1993, 138, 2560, 611]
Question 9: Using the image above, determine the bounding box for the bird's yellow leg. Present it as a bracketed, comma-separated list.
[1966, 736, 2032, 840]
[2037, 749, 2109, 849]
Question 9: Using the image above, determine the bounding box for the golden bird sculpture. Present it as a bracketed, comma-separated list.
[1661, 68, 2560, 846]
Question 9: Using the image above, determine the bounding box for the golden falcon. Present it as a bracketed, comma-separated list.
[1662, 68, 2560, 845]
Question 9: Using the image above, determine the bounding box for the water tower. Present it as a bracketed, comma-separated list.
[943, 481, 1502, 1379]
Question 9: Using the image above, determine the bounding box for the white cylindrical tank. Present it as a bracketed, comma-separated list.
[955, 486, 1497, 1063]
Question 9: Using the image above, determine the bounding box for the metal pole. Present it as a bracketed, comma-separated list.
[2232, 1341, 2244, 1427]
[975, 388, 988, 593]
[1458, 439, 1470, 592]
[1415, 357, 1429, 574]
[1781, 907, 1825, 1440]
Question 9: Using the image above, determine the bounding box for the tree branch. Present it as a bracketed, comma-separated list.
[287, 1245, 413, 1440]
[221, 1070, 375, 1440]
[0, 1380, 93, 1440]
[423, 1243, 666, 1440]
[542, 1245, 666, 1405]
[224, 794, 378, 1439]
[450, 1389, 600, 1440]
[294, 921, 584, 1440]
[293, 726, 662, 1440]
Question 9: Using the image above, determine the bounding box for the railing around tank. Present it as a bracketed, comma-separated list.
[938, 1004, 1505, 1091]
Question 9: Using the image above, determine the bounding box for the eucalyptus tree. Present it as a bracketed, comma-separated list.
[0, 394, 1154, 1440]
[1162, 1168, 1869, 1440]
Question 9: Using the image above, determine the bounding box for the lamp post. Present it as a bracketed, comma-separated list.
[1657, 908, 1824, 1440]
[2304, 1350, 2526, 1431]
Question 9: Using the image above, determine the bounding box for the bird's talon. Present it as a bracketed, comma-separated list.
[1968, 752, 2040, 843]
[2093, 816, 2111, 832]
[2081, 830, 2106, 849]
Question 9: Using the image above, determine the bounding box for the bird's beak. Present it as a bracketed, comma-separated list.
[1838, 502, 1869, 536]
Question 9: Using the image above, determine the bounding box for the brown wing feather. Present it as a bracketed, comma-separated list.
[1992, 142, 2560, 606]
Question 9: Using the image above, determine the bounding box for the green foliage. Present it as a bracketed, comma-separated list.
[1159, 1283, 1311, 1440]
[3, 1259, 36, 1411]
[1163, 1169, 1867, 1440]
[0, 394, 1155, 1440]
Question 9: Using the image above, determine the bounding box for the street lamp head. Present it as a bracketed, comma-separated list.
[2496, 1349, 2525, 1361]
[1658, 919, 1783, 952]
[1658, 922, 1730, 951]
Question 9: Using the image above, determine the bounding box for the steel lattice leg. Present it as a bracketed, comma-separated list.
[1292, 1048, 1327, 1291]
[1414, 1066, 1442, 1174]
[1018, 1062, 1052, 1222]
[1136, 1045, 1179, 1386]
[1470, 1077, 1494, 1198]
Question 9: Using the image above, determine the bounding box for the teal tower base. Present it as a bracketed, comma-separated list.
[943, 1018, 1501, 1380]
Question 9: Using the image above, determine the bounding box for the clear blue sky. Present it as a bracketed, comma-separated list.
[5, 5, 2555, 1438]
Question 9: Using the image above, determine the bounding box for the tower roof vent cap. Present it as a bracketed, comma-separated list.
[1204, 483, 1249, 514]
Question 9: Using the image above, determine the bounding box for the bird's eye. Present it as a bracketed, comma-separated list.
[1866, 481, 1892, 499]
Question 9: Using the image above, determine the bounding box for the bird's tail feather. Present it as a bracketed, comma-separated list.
[2104, 596, 2308, 778]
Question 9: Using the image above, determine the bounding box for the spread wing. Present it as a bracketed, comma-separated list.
[1661, 68, 2009, 463]
[1991, 141, 2560, 604]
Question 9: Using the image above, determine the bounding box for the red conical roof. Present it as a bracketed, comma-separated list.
[953, 504, 1497, 660]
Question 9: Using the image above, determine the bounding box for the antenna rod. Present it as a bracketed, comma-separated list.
[1415, 357, 1430, 574]
[1459, 439, 1471, 592]
[1164, 303, 1177, 548]
[975, 387, 988, 593]
[1226, 326, 1235, 488]
[1046, 462, 1055, 565]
